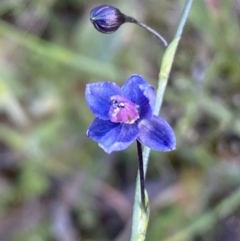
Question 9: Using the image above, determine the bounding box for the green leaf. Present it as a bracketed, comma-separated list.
[159, 38, 180, 81]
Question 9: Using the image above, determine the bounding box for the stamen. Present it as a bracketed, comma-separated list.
[109, 95, 139, 124]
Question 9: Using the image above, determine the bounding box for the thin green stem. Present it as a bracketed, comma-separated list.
[175, 0, 194, 39]
[130, 0, 194, 240]
[143, 0, 194, 171]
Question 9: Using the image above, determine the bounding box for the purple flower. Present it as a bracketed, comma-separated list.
[85, 74, 176, 154]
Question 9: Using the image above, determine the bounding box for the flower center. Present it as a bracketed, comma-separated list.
[109, 95, 139, 124]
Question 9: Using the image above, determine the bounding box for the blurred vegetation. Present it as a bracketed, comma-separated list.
[0, 0, 240, 240]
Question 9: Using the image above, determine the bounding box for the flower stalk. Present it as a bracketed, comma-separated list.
[136, 140, 145, 207]
[125, 15, 168, 47]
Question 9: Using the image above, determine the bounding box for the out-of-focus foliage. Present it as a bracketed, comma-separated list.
[0, 0, 240, 240]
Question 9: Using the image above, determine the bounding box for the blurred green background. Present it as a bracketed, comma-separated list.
[0, 0, 240, 240]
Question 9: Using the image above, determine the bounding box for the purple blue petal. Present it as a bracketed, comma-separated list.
[85, 82, 121, 120]
[121, 75, 155, 119]
[87, 117, 138, 154]
[137, 116, 176, 151]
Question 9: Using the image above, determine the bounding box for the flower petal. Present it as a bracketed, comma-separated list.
[121, 75, 156, 119]
[87, 118, 139, 154]
[85, 82, 121, 119]
[138, 116, 176, 151]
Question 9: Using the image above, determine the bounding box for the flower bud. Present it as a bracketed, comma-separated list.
[90, 5, 126, 34]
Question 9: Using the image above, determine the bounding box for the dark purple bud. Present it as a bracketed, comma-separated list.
[90, 5, 126, 34]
